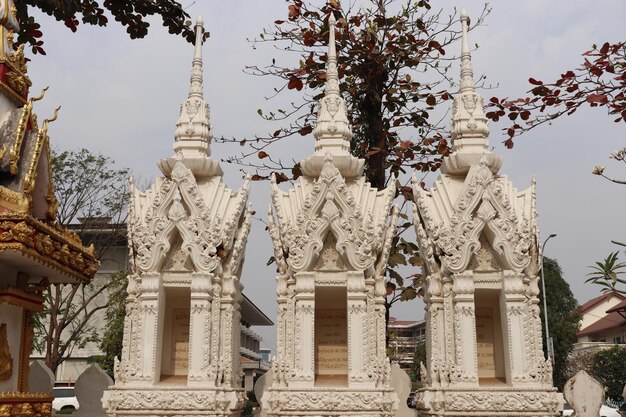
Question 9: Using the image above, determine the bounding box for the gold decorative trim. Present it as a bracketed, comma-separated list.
[0, 185, 29, 212]
[18, 310, 34, 392]
[10, 87, 47, 175]
[0, 213, 99, 282]
[0, 78, 25, 105]
[0, 392, 53, 417]
[0, 392, 52, 400]
[0, 287, 44, 311]
[0, 322, 12, 381]
[24, 106, 58, 194]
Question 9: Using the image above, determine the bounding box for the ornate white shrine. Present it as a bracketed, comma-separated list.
[103, 17, 251, 417]
[412, 10, 560, 417]
[261, 14, 400, 417]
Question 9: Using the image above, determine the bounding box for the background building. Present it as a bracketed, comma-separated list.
[573, 292, 626, 356]
[387, 317, 425, 370]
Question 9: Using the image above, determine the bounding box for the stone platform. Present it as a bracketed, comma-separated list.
[263, 387, 397, 417]
[103, 386, 246, 417]
[416, 386, 560, 417]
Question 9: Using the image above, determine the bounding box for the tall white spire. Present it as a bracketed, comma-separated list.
[159, 16, 222, 178]
[301, 13, 363, 178]
[311, 13, 352, 153]
[442, 8, 501, 175]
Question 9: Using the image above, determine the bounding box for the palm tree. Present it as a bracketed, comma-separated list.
[586, 252, 626, 295]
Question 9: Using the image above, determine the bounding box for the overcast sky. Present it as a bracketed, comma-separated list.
[27, 1, 626, 349]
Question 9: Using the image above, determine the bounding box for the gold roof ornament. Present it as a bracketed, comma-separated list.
[0, 0, 31, 104]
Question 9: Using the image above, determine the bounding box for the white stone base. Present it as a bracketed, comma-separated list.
[262, 387, 397, 417]
[103, 386, 246, 417]
[416, 387, 560, 417]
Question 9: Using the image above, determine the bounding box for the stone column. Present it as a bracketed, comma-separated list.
[424, 274, 445, 386]
[347, 271, 367, 386]
[138, 272, 162, 385]
[293, 272, 315, 387]
[501, 271, 527, 384]
[219, 275, 241, 387]
[188, 272, 213, 385]
[451, 272, 478, 385]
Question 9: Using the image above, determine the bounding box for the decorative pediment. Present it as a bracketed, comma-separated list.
[129, 161, 250, 275]
[0, 88, 58, 220]
[414, 156, 535, 274]
[270, 155, 395, 275]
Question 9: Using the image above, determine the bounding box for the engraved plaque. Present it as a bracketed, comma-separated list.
[315, 308, 348, 375]
[171, 308, 190, 375]
[475, 307, 496, 377]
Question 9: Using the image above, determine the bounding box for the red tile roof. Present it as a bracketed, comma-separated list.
[577, 297, 626, 337]
[579, 292, 625, 313]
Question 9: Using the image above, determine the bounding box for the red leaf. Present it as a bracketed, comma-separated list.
[504, 138, 514, 149]
[298, 125, 313, 135]
[586, 93, 608, 104]
[258, 151, 269, 159]
[528, 77, 543, 86]
[288, 4, 300, 20]
[287, 77, 303, 91]
[600, 42, 610, 54]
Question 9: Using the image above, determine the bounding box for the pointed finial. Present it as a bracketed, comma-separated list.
[311, 13, 352, 153]
[459, 8, 473, 93]
[161, 14, 223, 178]
[326, 13, 339, 96]
[300, 13, 364, 178]
[194, 16, 204, 59]
[189, 16, 205, 99]
[441, 8, 501, 176]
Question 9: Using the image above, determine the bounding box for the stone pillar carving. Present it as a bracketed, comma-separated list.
[138, 272, 161, 385]
[293, 272, 315, 387]
[451, 272, 478, 385]
[347, 271, 367, 385]
[501, 271, 527, 383]
[188, 272, 212, 385]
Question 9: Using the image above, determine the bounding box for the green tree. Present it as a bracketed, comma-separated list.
[87, 270, 128, 378]
[15, 1, 198, 55]
[232, 0, 489, 315]
[537, 257, 582, 390]
[592, 345, 626, 401]
[410, 340, 426, 386]
[33, 148, 129, 375]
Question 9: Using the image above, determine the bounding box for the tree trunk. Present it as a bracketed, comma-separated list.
[362, 60, 388, 190]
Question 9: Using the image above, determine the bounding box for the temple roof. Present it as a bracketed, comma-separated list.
[412, 10, 538, 276]
[130, 18, 251, 277]
[0, 1, 97, 284]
